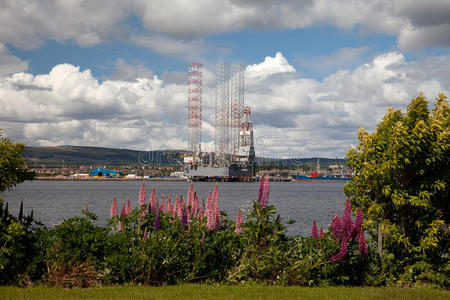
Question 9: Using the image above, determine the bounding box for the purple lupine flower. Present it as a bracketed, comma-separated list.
[358, 231, 368, 257]
[311, 219, 318, 238]
[354, 208, 363, 234]
[120, 200, 126, 217]
[258, 175, 265, 203]
[154, 211, 161, 231]
[319, 226, 324, 239]
[330, 239, 348, 263]
[234, 208, 243, 234]
[180, 205, 188, 226]
[150, 186, 157, 213]
[110, 196, 118, 218]
[126, 198, 131, 215]
[138, 182, 146, 217]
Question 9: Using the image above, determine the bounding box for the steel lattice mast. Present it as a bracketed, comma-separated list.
[188, 62, 202, 156]
[215, 63, 230, 162]
[230, 64, 245, 158]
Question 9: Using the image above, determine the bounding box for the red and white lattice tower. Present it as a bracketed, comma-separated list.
[188, 62, 202, 155]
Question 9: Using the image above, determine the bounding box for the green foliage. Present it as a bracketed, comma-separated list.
[0, 134, 35, 192]
[345, 93, 450, 284]
[0, 200, 45, 286]
[45, 213, 107, 287]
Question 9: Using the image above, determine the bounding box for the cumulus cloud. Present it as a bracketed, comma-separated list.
[1, 52, 449, 157]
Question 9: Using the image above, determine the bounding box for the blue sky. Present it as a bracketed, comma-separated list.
[8, 26, 398, 80]
[1, 0, 449, 158]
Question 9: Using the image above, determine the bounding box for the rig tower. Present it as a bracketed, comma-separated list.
[187, 62, 202, 156]
[215, 63, 230, 163]
[230, 64, 245, 159]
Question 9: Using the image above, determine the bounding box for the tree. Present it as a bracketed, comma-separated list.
[0, 132, 35, 192]
[344, 94, 449, 277]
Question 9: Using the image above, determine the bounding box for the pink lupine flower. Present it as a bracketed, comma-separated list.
[234, 208, 243, 234]
[177, 196, 183, 218]
[354, 208, 363, 234]
[198, 205, 203, 220]
[206, 196, 216, 231]
[110, 196, 118, 218]
[276, 214, 281, 224]
[191, 191, 198, 218]
[319, 226, 324, 239]
[138, 182, 146, 208]
[261, 177, 270, 209]
[206, 190, 213, 213]
[187, 182, 194, 208]
[160, 194, 167, 214]
[150, 186, 157, 213]
[138, 182, 146, 217]
[358, 231, 368, 257]
[120, 200, 126, 217]
[258, 175, 265, 202]
[342, 199, 354, 239]
[311, 219, 318, 238]
[126, 198, 131, 215]
[331, 214, 343, 240]
[330, 239, 348, 263]
[142, 228, 147, 241]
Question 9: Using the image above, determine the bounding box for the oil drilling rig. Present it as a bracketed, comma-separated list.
[183, 62, 255, 180]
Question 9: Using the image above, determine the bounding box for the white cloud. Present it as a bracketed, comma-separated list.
[1, 52, 449, 157]
[246, 52, 296, 82]
[0, 0, 449, 52]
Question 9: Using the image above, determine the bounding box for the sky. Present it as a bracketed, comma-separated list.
[1, 0, 450, 158]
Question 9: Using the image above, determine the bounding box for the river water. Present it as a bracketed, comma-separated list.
[2, 180, 347, 236]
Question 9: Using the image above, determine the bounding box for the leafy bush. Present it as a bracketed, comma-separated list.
[0, 200, 45, 286]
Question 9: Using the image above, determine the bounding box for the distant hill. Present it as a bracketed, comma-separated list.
[24, 146, 185, 167]
[24, 146, 345, 168]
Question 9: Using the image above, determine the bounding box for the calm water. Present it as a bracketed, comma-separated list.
[2, 180, 347, 235]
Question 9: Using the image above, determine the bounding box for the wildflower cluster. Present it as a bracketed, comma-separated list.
[329, 199, 368, 262]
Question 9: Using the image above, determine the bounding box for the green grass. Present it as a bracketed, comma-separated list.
[0, 285, 448, 300]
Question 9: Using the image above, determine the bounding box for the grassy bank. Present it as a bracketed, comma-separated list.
[1, 285, 449, 300]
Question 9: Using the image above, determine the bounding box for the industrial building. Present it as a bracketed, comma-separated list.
[89, 168, 123, 178]
[184, 62, 255, 180]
